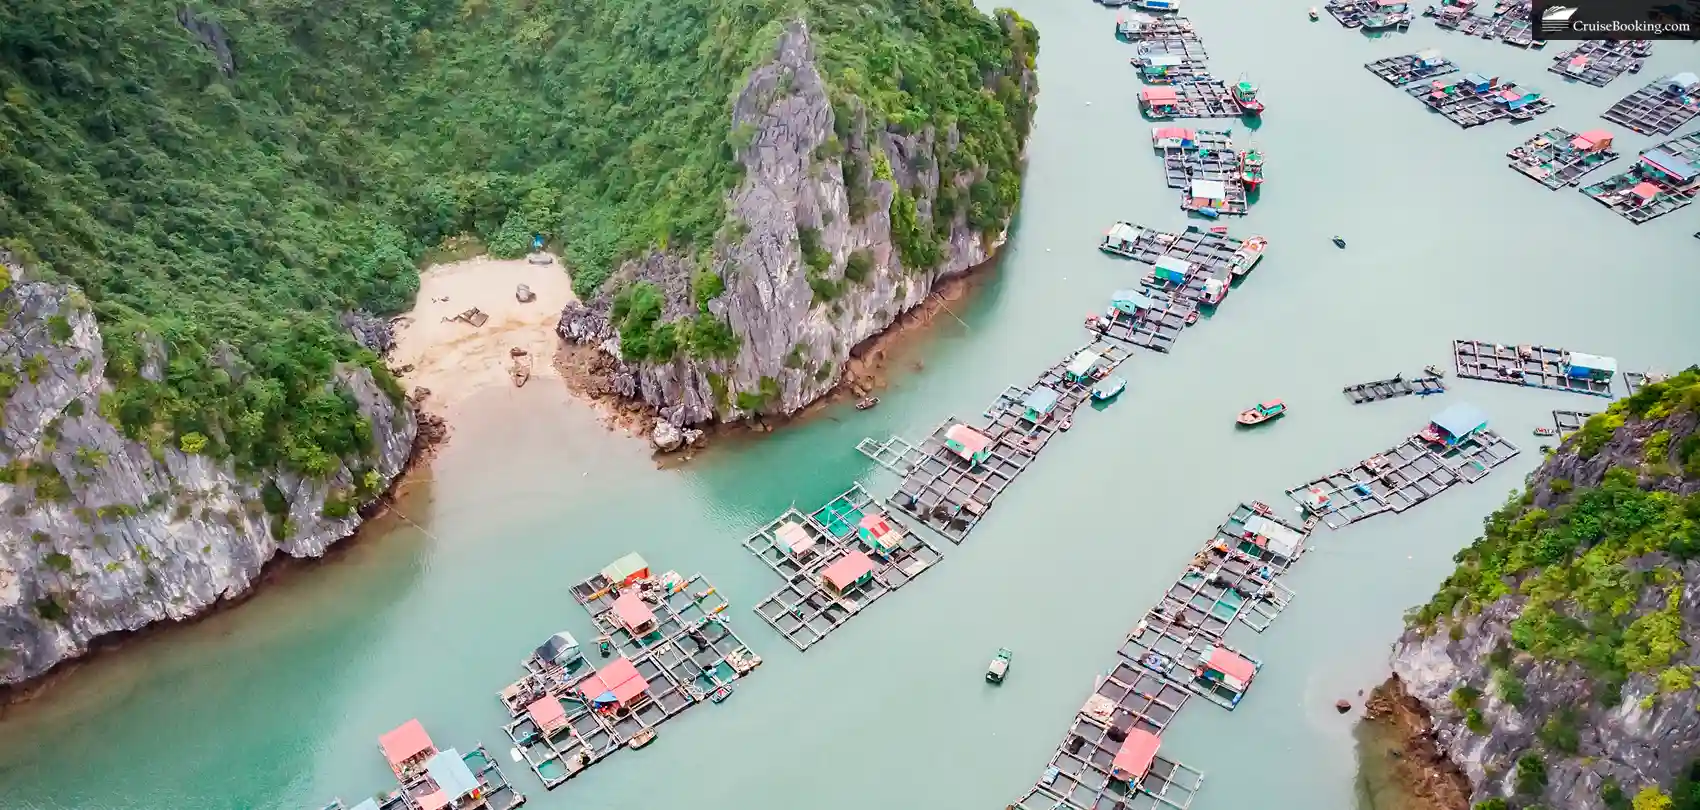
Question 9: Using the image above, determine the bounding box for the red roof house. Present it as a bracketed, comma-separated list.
[612, 592, 657, 635]
[1141, 87, 1179, 103]
[1110, 729, 1162, 782]
[378, 719, 437, 777]
[857, 513, 900, 553]
[1571, 130, 1613, 151]
[581, 656, 651, 710]
[1631, 181, 1662, 203]
[820, 550, 877, 597]
[1204, 647, 1258, 688]
[526, 697, 570, 736]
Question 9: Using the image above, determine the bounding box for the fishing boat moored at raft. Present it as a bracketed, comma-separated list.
[1231, 76, 1264, 115]
[1239, 149, 1264, 189]
[1228, 236, 1268, 277]
[1237, 400, 1287, 426]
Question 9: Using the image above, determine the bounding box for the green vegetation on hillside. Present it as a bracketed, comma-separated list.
[1412, 369, 1700, 701]
[0, 0, 1035, 472]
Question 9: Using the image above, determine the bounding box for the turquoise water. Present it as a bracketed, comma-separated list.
[2, 2, 1699, 809]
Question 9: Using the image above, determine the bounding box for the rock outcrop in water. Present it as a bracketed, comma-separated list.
[558, 17, 1037, 427]
[0, 254, 417, 689]
[1375, 369, 1700, 810]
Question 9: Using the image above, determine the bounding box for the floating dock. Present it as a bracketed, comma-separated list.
[1547, 40, 1649, 88]
[1452, 339, 1617, 397]
[1284, 428, 1520, 529]
[1552, 409, 1596, 432]
[1012, 713, 1207, 810]
[337, 722, 528, 810]
[1343, 374, 1445, 403]
[1365, 51, 1459, 86]
[507, 558, 760, 788]
[1406, 74, 1553, 129]
[1324, 0, 1412, 29]
[743, 484, 942, 650]
[1172, 79, 1255, 118]
[1432, 1, 1541, 48]
[1507, 127, 1620, 190]
[1132, 39, 1211, 84]
[1580, 133, 1700, 224]
[1094, 288, 1195, 354]
[1601, 76, 1700, 136]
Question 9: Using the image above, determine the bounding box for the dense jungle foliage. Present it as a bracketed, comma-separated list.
[1413, 368, 1700, 704]
[0, 0, 1036, 475]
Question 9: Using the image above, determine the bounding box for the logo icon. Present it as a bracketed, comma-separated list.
[1541, 3, 1580, 29]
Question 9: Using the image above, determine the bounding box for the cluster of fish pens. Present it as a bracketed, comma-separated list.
[1580, 131, 1700, 224]
[1453, 339, 1635, 397]
[1325, 0, 1415, 31]
[321, 720, 526, 810]
[1429, 0, 1540, 48]
[1119, 14, 1267, 123]
[497, 554, 762, 789]
[1404, 70, 1553, 128]
[1150, 127, 1255, 217]
[1547, 40, 1650, 88]
[1365, 50, 1457, 86]
[1601, 73, 1700, 136]
[1508, 127, 1620, 190]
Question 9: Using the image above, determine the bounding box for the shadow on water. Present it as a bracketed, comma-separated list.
[0, 487, 434, 808]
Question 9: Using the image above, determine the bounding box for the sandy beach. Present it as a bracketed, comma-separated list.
[390, 255, 577, 416]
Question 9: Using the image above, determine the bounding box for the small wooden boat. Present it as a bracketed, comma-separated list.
[1092, 377, 1127, 401]
[1195, 206, 1220, 219]
[1424, 364, 1446, 378]
[1210, 225, 1229, 234]
[1184, 311, 1199, 326]
[855, 397, 879, 410]
[1237, 400, 1286, 426]
[1534, 426, 1557, 437]
[597, 636, 612, 657]
[1059, 418, 1073, 431]
[987, 648, 1014, 684]
[1332, 235, 1347, 248]
[1309, 6, 1319, 18]
[709, 685, 733, 703]
[627, 729, 656, 749]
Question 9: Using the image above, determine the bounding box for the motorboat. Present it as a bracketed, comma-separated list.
[1332, 235, 1347, 248]
[1092, 377, 1127, 401]
[1309, 6, 1320, 18]
[1424, 364, 1446, 378]
[1239, 149, 1265, 189]
[1231, 76, 1264, 115]
[1229, 236, 1268, 277]
[1237, 400, 1286, 426]
[628, 729, 656, 749]
[1534, 426, 1557, 437]
[987, 648, 1014, 683]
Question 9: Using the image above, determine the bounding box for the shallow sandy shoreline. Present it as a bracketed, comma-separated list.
[389, 255, 577, 416]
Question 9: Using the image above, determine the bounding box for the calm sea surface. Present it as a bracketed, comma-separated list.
[2, 3, 1697, 808]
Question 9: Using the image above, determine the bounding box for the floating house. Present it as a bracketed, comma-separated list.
[1065, 349, 1103, 384]
[1640, 147, 1699, 189]
[820, 550, 877, 598]
[1188, 178, 1228, 212]
[1667, 72, 1700, 96]
[1153, 255, 1192, 284]
[1243, 514, 1305, 560]
[1495, 86, 1543, 111]
[1023, 386, 1061, 423]
[612, 592, 658, 637]
[1111, 289, 1158, 315]
[379, 719, 438, 779]
[777, 520, 816, 558]
[1414, 49, 1445, 68]
[527, 696, 571, 737]
[1629, 181, 1663, 206]
[1102, 222, 1143, 255]
[944, 423, 993, 466]
[1110, 728, 1163, 783]
[420, 749, 484, 810]
[1420, 403, 1489, 447]
[581, 656, 651, 711]
[1138, 53, 1187, 82]
[1141, 86, 1180, 117]
[1461, 72, 1498, 93]
[857, 513, 902, 555]
[1571, 130, 1614, 152]
[1196, 645, 1258, 699]
[1566, 352, 1618, 381]
[1151, 127, 1197, 149]
[1299, 486, 1332, 514]
[532, 631, 582, 670]
[601, 553, 650, 589]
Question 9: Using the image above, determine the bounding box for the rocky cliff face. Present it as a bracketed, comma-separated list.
[1383, 372, 1700, 810]
[558, 18, 1036, 427]
[0, 256, 416, 688]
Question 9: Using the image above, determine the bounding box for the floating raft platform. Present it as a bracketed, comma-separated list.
[1452, 340, 1616, 397]
[1552, 409, 1596, 432]
[1133, 37, 1211, 83]
[1013, 713, 1206, 810]
[1120, 612, 1264, 709]
[348, 742, 527, 810]
[1365, 52, 1459, 86]
[1433, 3, 1540, 48]
[1508, 127, 1620, 190]
[1162, 547, 1294, 634]
[1343, 374, 1445, 403]
[1095, 288, 1195, 354]
[510, 560, 760, 788]
[745, 484, 942, 651]
[858, 416, 1027, 544]
[1623, 370, 1672, 396]
[1170, 79, 1255, 119]
[1601, 76, 1700, 136]
[1548, 39, 1649, 88]
[1285, 429, 1520, 529]
[1580, 133, 1700, 224]
[1161, 144, 1238, 190]
[1406, 76, 1553, 129]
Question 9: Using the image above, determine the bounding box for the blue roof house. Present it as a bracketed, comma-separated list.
[1640, 148, 1699, 187]
[1153, 255, 1192, 284]
[1423, 403, 1490, 446]
[1461, 73, 1496, 92]
[1111, 289, 1157, 314]
[1022, 386, 1061, 423]
[1566, 352, 1618, 381]
[424, 749, 483, 807]
[1667, 72, 1700, 95]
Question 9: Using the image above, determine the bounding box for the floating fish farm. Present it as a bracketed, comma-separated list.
[1507, 127, 1620, 190]
[1547, 39, 1651, 88]
[1601, 75, 1700, 136]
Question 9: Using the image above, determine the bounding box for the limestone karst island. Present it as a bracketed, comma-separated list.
[1, 0, 1698, 809]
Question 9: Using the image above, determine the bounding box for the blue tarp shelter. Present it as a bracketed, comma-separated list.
[1153, 255, 1192, 282]
[1429, 403, 1489, 444]
[1566, 352, 1618, 379]
[1023, 387, 1061, 421]
[1462, 73, 1495, 92]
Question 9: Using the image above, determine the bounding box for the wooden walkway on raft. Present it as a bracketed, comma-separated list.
[1580, 132, 1700, 224]
[1452, 339, 1617, 397]
[1552, 409, 1596, 432]
[1365, 53, 1458, 87]
[322, 744, 526, 810]
[1283, 427, 1521, 530]
[1098, 222, 1263, 317]
[1343, 374, 1445, 403]
[857, 338, 1131, 544]
[741, 483, 943, 652]
[501, 562, 760, 789]
[1011, 503, 1313, 810]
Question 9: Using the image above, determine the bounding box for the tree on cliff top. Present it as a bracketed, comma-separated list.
[0, 0, 1035, 473]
